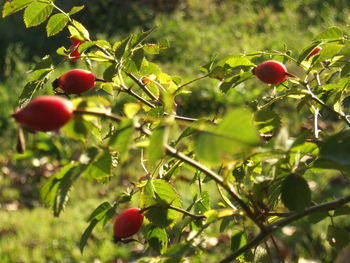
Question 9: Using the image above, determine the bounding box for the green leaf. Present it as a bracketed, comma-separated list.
[40, 162, 80, 217]
[327, 225, 349, 249]
[87, 201, 112, 222]
[109, 119, 134, 163]
[140, 179, 182, 227]
[77, 41, 95, 53]
[70, 19, 90, 40]
[219, 71, 253, 92]
[69, 5, 85, 15]
[175, 126, 197, 145]
[163, 242, 196, 260]
[231, 230, 247, 251]
[114, 36, 132, 59]
[147, 126, 167, 169]
[46, 13, 68, 37]
[297, 41, 322, 63]
[314, 44, 344, 64]
[23, 1, 53, 27]
[209, 55, 255, 80]
[132, 48, 144, 71]
[79, 218, 98, 253]
[145, 226, 168, 254]
[63, 116, 96, 141]
[132, 28, 156, 47]
[194, 108, 260, 164]
[32, 55, 53, 71]
[255, 109, 281, 135]
[18, 81, 43, 107]
[143, 44, 162, 54]
[319, 131, 350, 168]
[333, 205, 350, 217]
[82, 151, 113, 179]
[308, 212, 328, 224]
[281, 174, 311, 211]
[2, 0, 34, 18]
[103, 63, 117, 82]
[194, 191, 210, 215]
[313, 26, 343, 41]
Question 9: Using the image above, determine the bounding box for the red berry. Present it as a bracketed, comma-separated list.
[67, 38, 84, 61]
[68, 46, 81, 61]
[306, 46, 322, 60]
[253, 60, 288, 84]
[70, 38, 84, 46]
[53, 69, 96, 95]
[113, 208, 144, 239]
[13, 96, 73, 131]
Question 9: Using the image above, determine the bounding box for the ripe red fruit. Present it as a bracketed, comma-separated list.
[306, 46, 322, 60]
[253, 60, 289, 84]
[113, 208, 144, 239]
[52, 69, 96, 95]
[13, 96, 73, 131]
[67, 38, 84, 61]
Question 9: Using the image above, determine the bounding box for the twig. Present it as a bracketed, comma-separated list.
[121, 85, 157, 109]
[163, 143, 265, 230]
[140, 204, 205, 220]
[125, 72, 159, 102]
[301, 84, 350, 127]
[168, 204, 206, 219]
[264, 241, 273, 263]
[313, 106, 320, 139]
[120, 85, 197, 122]
[73, 109, 123, 122]
[219, 194, 350, 263]
[265, 212, 293, 217]
[173, 74, 209, 94]
[270, 235, 285, 263]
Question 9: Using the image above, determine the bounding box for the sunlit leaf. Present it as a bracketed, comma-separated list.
[23, 1, 53, 27]
[46, 13, 68, 37]
[2, 0, 34, 18]
[194, 108, 260, 164]
[140, 179, 182, 227]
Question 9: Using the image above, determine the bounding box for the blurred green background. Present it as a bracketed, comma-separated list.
[1, 0, 350, 262]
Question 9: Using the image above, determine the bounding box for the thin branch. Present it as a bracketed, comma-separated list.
[264, 241, 273, 263]
[301, 84, 350, 127]
[73, 109, 123, 122]
[121, 85, 157, 109]
[168, 204, 206, 219]
[219, 194, 350, 263]
[125, 72, 159, 102]
[265, 212, 293, 217]
[140, 149, 149, 174]
[313, 106, 320, 139]
[140, 204, 205, 220]
[173, 74, 209, 94]
[270, 235, 285, 263]
[164, 143, 265, 230]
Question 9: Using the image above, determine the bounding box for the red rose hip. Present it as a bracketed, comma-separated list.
[306, 46, 322, 60]
[52, 69, 96, 95]
[253, 60, 289, 84]
[113, 208, 144, 239]
[67, 37, 84, 61]
[13, 95, 73, 131]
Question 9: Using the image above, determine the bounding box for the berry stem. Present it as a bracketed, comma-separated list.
[95, 78, 107, 83]
[285, 72, 298, 78]
[140, 204, 206, 220]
